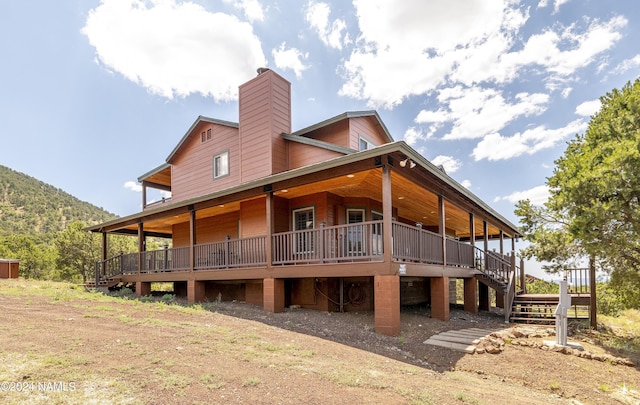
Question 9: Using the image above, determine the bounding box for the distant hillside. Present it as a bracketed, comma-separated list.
[0, 165, 117, 236]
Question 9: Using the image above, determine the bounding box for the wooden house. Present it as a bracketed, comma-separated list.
[88, 69, 524, 336]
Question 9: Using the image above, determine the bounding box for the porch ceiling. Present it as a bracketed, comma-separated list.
[272, 168, 503, 239]
[144, 165, 172, 187]
[115, 201, 246, 236]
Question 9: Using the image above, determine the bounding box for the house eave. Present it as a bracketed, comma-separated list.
[88, 141, 520, 237]
[137, 163, 171, 183]
[282, 133, 356, 155]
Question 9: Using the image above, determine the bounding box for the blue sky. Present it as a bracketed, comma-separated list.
[1, 0, 639, 277]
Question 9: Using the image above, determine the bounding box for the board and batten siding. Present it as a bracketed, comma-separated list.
[239, 70, 291, 183]
[170, 123, 239, 204]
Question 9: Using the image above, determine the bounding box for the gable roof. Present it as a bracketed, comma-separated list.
[292, 111, 394, 143]
[165, 116, 239, 163]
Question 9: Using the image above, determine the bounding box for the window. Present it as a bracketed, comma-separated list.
[201, 131, 206, 142]
[293, 208, 314, 254]
[359, 136, 375, 151]
[213, 151, 229, 178]
[346, 209, 365, 256]
[207, 128, 212, 140]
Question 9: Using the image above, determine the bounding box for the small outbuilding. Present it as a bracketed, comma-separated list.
[0, 259, 19, 279]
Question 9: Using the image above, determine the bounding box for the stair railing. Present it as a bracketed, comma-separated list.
[93, 252, 129, 287]
[504, 256, 517, 323]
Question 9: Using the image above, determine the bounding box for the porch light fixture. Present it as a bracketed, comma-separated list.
[399, 158, 416, 169]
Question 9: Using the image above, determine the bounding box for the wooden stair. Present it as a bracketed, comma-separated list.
[84, 276, 122, 290]
[509, 294, 558, 325]
[476, 273, 507, 292]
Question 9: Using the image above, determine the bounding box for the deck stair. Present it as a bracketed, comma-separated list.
[509, 294, 558, 325]
[476, 272, 507, 293]
[84, 275, 122, 290]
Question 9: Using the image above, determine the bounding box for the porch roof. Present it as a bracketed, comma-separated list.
[87, 141, 520, 239]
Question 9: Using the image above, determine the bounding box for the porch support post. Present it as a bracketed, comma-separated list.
[499, 230, 504, 255]
[520, 258, 526, 294]
[431, 276, 450, 321]
[101, 232, 108, 261]
[463, 278, 478, 314]
[189, 209, 196, 271]
[137, 223, 144, 274]
[142, 181, 147, 209]
[483, 221, 489, 254]
[265, 192, 273, 269]
[374, 274, 400, 336]
[438, 195, 446, 266]
[101, 232, 108, 279]
[478, 282, 490, 311]
[590, 256, 597, 328]
[187, 279, 205, 303]
[263, 278, 285, 313]
[495, 290, 504, 308]
[469, 213, 475, 250]
[382, 165, 392, 264]
[136, 281, 151, 297]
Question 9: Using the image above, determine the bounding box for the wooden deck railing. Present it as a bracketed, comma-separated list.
[392, 222, 443, 264]
[96, 222, 496, 276]
[195, 236, 266, 269]
[141, 246, 190, 273]
[272, 221, 384, 265]
[565, 267, 590, 294]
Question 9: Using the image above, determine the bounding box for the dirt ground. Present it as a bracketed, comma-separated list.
[0, 282, 639, 404]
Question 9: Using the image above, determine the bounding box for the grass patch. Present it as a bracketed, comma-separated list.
[549, 380, 561, 391]
[598, 309, 640, 353]
[242, 377, 260, 387]
[200, 373, 225, 390]
[454, 392, 479, 404]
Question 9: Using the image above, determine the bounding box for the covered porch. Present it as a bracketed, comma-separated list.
[90, 143, 521, 335]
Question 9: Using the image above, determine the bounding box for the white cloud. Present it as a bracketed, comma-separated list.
[538, 0, 571, 14]
[272, 43, 309, 78]
[403, 127, 430, 146]
[575, 99, 601, 117]
[460, 179, 472, 189]
[124, 181, 142, 192]
[224, 0, 265, 22]
[472, 119, 586, 161]
[561, 87, 572, 98]
[82, 0, 266, 101]
[612, 54, 640, 75]
[431, 155, 462, 173]
[495, 185, 550, 205]
[305, 1, 348, 50]
[340, 0, 513, 108]
[338, 0, 626, 111]
[416, 87, 549, 140]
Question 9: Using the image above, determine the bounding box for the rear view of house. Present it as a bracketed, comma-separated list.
[89, 69, 523, 336]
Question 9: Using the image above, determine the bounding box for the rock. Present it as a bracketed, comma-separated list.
[476, 347, 486, 354]
[486, 345, 502, 354]
[621, 358, 636, 367]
